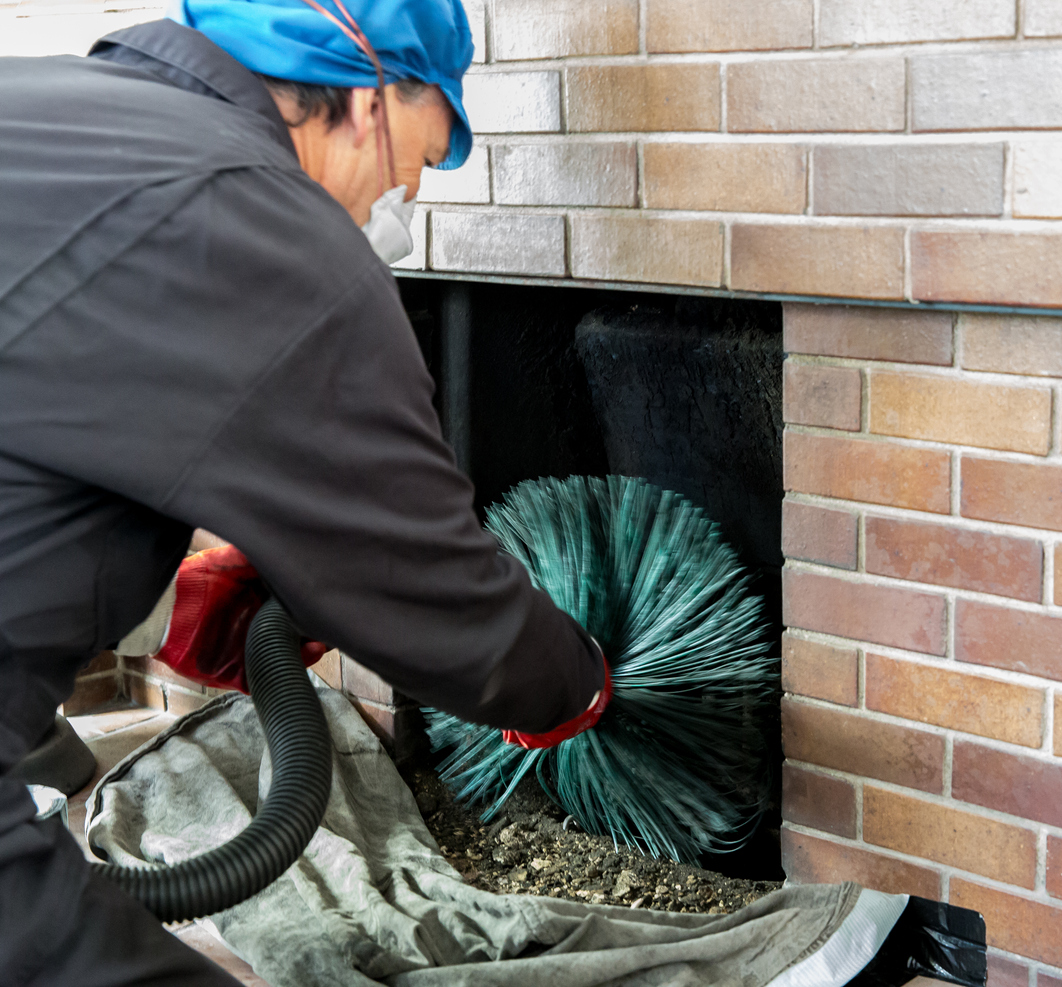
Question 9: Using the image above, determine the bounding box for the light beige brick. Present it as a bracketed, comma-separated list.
[727, 58, 905, 133]
[0, 7, 162, 57]
[431, 211, 565, 276]
[819, 0, 1014, 48]
[566, 64, 721, 133]
[463, 0, 486, 63]
[912, 51, 1062, 131]
[911, 230, 1062, 307]
[463, 71, 560, 134]
[961, 313, 1062, 377]
[417, 145, 490, 204]
[1013, 140, 1062, 218]
[813, 144, 1004, 217]
[647, 0, 812, 53]
[870, 371, 1052, 455]
[493, 0, 638, 60]
[731, 223, 905, 299]
[1026, 0, 1062, 37]
[389, 207, 427, 271]
[644, 143, 806, 213]
[570, 213, 723, 287]
[494, 142, 636, 207]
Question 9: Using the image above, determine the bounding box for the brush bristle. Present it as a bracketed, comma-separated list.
[425, 475, 778, 863]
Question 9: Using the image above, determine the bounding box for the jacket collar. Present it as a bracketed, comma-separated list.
[90, 19, 297, 157]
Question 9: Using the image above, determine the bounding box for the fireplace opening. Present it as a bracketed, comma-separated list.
[399, 276, 785, 879]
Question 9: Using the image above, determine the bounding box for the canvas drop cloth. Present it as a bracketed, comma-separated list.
[85, 687, 909, 987]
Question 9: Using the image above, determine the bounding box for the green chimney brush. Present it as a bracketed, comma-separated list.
[425, 475, 779, 864]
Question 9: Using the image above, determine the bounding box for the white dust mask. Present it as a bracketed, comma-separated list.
[361, 184, 416, 264]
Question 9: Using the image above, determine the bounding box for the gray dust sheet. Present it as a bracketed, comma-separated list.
[86, 688, 902, 987]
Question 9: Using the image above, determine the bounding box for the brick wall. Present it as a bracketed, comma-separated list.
[8, 0, 1062, 307]
[782, 302, 1062, 984]
[401, 0, 1062, 308]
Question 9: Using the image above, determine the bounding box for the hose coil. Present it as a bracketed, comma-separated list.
[92, 598, 333, 923]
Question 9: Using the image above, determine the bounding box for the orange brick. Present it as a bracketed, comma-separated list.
[952, 740, 1062, 828]
[644, 142, 806, 213]
[962, 457, 1062, 532]
[342, 653, 399, 705]
[1049, 835, 1062, 899]
[78, 650, 118, 677]
[956, 598, 1062, 682]
[1057, 547, 1062, 607]
[865, 516, 1043, 602]
[165, 687, 212, 716]
[782, 763, 856, 837]
[782, 500, 858, 570]
[783, 362, 861, 431]
[310, 648, 342, 691]
[123, 673, 165, 711]
[866, 653, 1044, 747]
[785, 430, 951, 514]
[566, 64, 720, 132]
[492, 0, 638, 60]
[961, 313, 1062, 377]
[731, 223, 905, 300]
[782, 696, 945, 792]
[570, 213, 724, 287]
[951, 879, 1062, 968]
[781, 827, 941, 897]
[781, 631, 858, 705]
[912, 230, 1062, 307]
[986, 954, 1029, 987]
[1041, 974, 1062, 987]
[350, 700, 423, 761]
[783, 304, 954, 365]
[647, 0, 813, 52]
[124, 654, 204, 690]
[63, 674, 121, 716]
[1056, 692, 1062, 755]
[727, 58, 905, 133]
[863, 785, 1038, 888]
[785, 568, 947, 655]
[785, 431, 952, 516]
[869, 372, 1051, 455]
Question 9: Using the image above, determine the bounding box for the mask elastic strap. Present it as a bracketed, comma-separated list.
[297, 0, 398, 199]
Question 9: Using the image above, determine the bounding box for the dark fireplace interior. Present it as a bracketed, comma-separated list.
[399, 276, 786, 878]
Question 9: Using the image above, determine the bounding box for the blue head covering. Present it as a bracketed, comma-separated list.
[169, 0, 474, 169]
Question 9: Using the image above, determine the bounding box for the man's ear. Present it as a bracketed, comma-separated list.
[349, 87, 377, 149]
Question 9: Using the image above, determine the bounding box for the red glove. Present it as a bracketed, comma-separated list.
[155, 545, 328, 694]
[501, 657, 613, 749]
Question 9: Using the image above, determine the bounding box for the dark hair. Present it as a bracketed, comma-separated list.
[256, 75, 432, 128]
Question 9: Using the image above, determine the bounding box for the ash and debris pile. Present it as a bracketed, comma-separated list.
[407, 767, 782, 915]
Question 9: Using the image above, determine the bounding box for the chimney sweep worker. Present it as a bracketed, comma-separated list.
[0, 1, 609, 982]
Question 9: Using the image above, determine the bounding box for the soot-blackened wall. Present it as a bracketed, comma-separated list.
[399, 278, 783, 584]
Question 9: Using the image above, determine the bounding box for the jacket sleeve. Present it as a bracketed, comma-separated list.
[10, 158, 603, 732]
[159, 186, 604, 732]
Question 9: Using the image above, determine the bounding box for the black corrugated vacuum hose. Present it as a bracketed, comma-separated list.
[91, 597, 334, 923]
